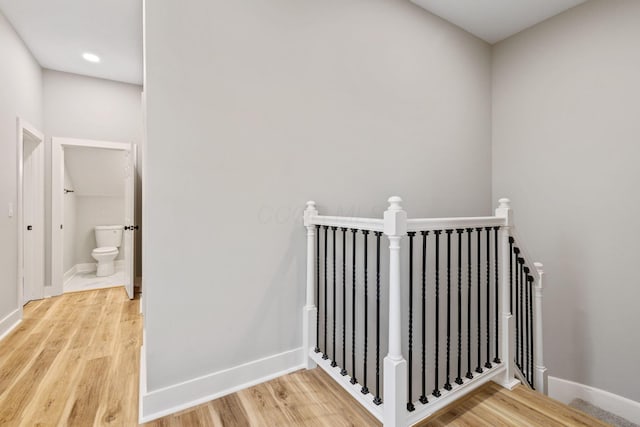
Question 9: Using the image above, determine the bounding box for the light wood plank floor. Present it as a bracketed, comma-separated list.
[418, 382, 608, 426]
[0, 288, 605, 426]
[0, 287, 141, 426]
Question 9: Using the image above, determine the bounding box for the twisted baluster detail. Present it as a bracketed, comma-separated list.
[350, 229, 358, 384]
[340, 228, 348, 376]
[407, 232, 416, 411]
[331, 226, 337, 367]
[465, 228, 474, 380]
[484, 227, 492, 370]
[419, 231, 429, 404]
[444, 230, 453, 391]
[493, 226, 501, 364]
[361, 230, 370, 395]
[432, 230, 442, 398]
[323, 225, 329, 360]
[315, 225, 321, 353]
[455, 229, 463, 385]
[373, 231, 382, 405]
[475, 227, 483, 374]
[528, 275, 535, 389]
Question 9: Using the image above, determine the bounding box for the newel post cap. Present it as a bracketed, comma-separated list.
[534, 262, 544, 275]
[384, 196, 407, 236]
[495, 197, 512, 225]
[387, 196, 403, 211]
[304, 200, 318, 227]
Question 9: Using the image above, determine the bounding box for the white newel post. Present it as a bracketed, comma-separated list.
[303, 201, 318, 370]
[495, 198, 520, 389]
[533, 262, 548, 394]
[383, 197, 408, 427]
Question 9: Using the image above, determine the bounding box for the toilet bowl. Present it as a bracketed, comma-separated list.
[92, 246, 119, 276]
[92, 225, 124, 277]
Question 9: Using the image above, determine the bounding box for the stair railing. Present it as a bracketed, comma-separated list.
[509, 228, 548, 392]
[302, 197, 546, 426]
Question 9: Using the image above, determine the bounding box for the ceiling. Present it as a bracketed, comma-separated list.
[411, 0, 588, 43]
[0, 0, 586, 86]
[0, 0, 142, 85]
[65, 147, 126, 197]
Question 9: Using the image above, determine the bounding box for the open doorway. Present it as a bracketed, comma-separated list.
[17, 119, 45, 306]
[51, 138, 137, 299]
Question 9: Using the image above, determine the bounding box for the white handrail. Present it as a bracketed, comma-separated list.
[510, 228, 540, 280]
[407, 216, 505, 231]
[307, 214, 384, 232]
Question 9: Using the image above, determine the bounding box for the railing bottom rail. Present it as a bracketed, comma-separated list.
[309, 351, 385, 422]
[406, 365, 507, 426]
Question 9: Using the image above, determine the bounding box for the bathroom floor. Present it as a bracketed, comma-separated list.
[64, 265, 125, 293]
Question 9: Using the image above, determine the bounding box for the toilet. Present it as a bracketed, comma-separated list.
[91, 225, 124, 277]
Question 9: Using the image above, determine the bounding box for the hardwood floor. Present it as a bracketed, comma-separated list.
[145, 368, 382, 427]
[0, 287, 141, 426]
[0, 288, 605, 426]
[418, 382, 608, 427]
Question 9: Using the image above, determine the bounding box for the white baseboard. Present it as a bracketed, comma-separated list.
[139, 347, 304, 423]
[548, 376, 640, 424]
[139, 347, 304, 424]
[71, 260, 125, 275]
[76, 262, 97, 273]
[63, 265, 77, 284]
[0, 308, 22, 342]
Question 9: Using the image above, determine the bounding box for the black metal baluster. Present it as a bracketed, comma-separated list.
[455, 230, 463, 385]
[374, 232, 383, 405]
[509, 237, 514, 314]
[350, 229, 358, 384]
[493, 227, 501, 364]
[465, 229, 473, 380]
[524, 267, 530, 385]
[528, 275, 535, 389]
[484, 227, 492, 370]
[331, 227, 337, 367]
[362, 230, 370, 395]
[475, 227, 483, 374]
[420, 231, 429, 404]
[518, 257, 525, 370]
[315, 225, 321, 353]
[341, 228, 348, 376]
[323, 225, 329, 360]
[407, 232, 416, 411]
[433, 230, 442, 398]
[514, 247, 520, 369]
[444, 230, 453, 391]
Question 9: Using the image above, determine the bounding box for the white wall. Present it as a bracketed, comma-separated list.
[0, 11, 42, 329]
[493, 0, 640, 402]
[62, 166, 76, 273]
[43, 69, 143, 281]
[143, 0, 492, 411]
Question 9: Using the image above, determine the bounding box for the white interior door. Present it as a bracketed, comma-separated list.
[50, 141, 64, 297]
[20, 124, 45, 305]
[124, 146, 136, 299]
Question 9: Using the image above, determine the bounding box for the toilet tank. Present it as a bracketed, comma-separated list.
[95, 225, 124, 248]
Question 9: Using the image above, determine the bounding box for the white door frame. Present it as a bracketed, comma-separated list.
[17, 118, 45, 306]
[51, 137, 135, 297]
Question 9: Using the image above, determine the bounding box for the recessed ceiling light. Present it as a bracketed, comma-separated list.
[82, 52, 101, 63]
